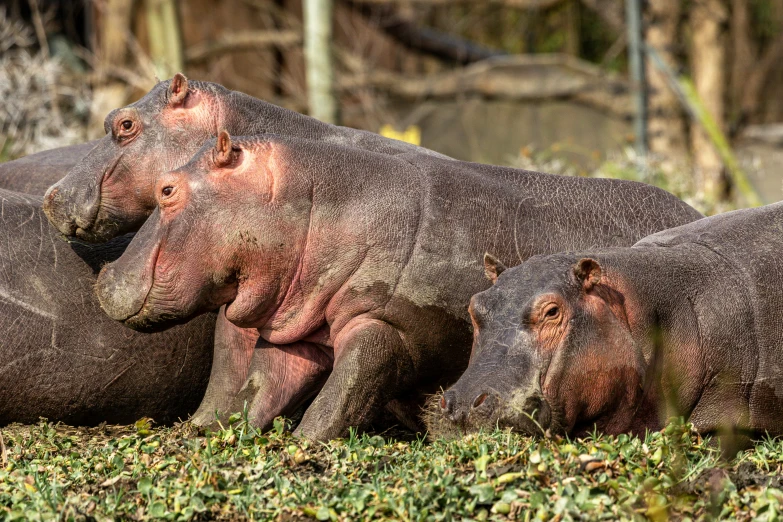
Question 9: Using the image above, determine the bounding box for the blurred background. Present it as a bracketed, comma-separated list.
[1, 0, 782, 214]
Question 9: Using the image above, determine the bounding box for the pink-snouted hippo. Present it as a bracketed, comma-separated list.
[0, 188, 215, 425]
[41, 74, 448, 426]
[429, 202, 783, 453]
[0, 141, 98, 195]
[95, 132, 703, 440]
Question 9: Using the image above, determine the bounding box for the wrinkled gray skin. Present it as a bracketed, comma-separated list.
[96, 134, 702, 440]
[435, 202, 783, 453]
[0, 142, 98, 195]
[42, 75, 448, 427]
[0, 188, 215, 425]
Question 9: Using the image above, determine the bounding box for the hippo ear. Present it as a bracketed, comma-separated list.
[169, 73, 189, 105]
[214, 130, 236, 168]
[574, 258, 602, 291]
[483, 253, 507, 284]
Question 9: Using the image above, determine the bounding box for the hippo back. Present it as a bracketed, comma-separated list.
[0, 188, 214, 425]
[0, 142, 98, 195]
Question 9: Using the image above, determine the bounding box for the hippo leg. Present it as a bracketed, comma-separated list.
[227, 340, 333, 430]
[191, 308, 258, 426]
[294, 319, 412, 441]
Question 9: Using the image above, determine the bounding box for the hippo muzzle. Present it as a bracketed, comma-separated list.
[43, 142, 124, 241]
[96, 209, 162, 324]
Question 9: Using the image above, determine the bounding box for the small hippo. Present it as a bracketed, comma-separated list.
[0, 188, 214, 425]
[431, 202, 783, 451]
[95, 132, 702, 440]
[0, 141, 97, 195]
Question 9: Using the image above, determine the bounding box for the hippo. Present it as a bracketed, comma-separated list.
[41, 74, 449, 426]
[0, 141, 97, 195]
[429, 201, 783, 452]
[0, 188, 215, 425]
[94, 132, 702, 440]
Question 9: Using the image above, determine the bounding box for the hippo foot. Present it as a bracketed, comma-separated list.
[294, 318, 413, 441]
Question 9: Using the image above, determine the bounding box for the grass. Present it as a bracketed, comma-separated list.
[2, 416, 783, 521]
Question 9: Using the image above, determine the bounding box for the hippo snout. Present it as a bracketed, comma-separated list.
[439, 388, 500, 424]
[96, 263, 151, 322]
[43, 185, 79, 236]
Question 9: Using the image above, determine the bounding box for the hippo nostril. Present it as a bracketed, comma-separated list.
[441, 390, 456, 415]
[472, 393, 488, 409]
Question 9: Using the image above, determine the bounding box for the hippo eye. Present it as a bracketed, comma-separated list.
[544, 305, 560, 318]
[121, 120, 133, 130]
[161, 186, 174, 197]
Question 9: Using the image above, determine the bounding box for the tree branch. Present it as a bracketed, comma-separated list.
[348, 0, 564, 7]
[339, 54, 631, 116]
[348, 1, 505, 64]
[185, 30, 301, 63]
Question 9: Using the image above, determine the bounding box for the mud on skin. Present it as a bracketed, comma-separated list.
[0, 188, 215, 425]
[430, 202, 783, 454]
[96, 130, 702, 440]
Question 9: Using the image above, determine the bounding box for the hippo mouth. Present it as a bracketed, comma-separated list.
[497, 392, 556, 436]
[96, 232, 161, 330]
[424, 388, 557, 439]
[73, 152, 123, 240]
[116, 242, 162, 329]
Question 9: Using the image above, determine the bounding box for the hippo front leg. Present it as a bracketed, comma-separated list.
[191, 308, 258, 426]
[228, 340, 333, 430]
[294, 318, 413, 441]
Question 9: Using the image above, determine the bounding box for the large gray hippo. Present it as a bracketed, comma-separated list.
[430, 201, 783, 453]
[0, 142, 97, 195]
[95, 133, 703, 440]
[0, 188, 215, 425]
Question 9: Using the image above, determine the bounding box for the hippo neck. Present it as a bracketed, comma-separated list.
[253, 146, 425, 346]
[220, 90, 337, 139]
[602, 247, 731, 433]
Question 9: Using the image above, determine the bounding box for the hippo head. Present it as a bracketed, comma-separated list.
[43, 74, 227, 242]
[426, 253, 647, 438]
[95, 131, 311, 332]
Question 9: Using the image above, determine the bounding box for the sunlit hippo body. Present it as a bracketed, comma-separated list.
[41, 74, 449, 426]
[0, 142, 97, 195]
[431, 202, 783, 451]
[0, 188, 215, 425]
[95, 133, 702, 440]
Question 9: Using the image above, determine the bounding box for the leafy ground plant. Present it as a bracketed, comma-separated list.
[1, 416, 783, 521]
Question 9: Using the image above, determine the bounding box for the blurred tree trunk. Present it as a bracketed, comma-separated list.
[145, 0, 184, 79]
[689, 0, 728, 202]
[88, 0, 135, 139]
[645, 0, 688, 169]
[729, 0, 754, 128]
[304, 0, 337, 123]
